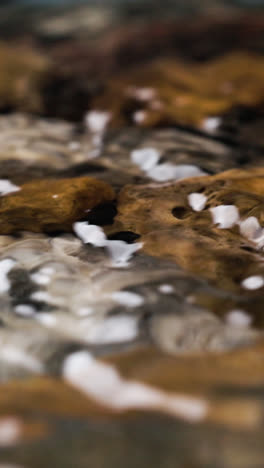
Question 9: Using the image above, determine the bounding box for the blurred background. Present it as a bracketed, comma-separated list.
[2, 0, 264, 42]
[1, 0, 264, 130]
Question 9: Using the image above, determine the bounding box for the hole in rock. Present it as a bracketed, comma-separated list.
[240, 245, 256, 253]
[196, 187, 206, 194]
[44, 229, 66, 237]
[172, 206, 188, 219]
[84, 202, 117, 226]
[108, 231, 141, 244]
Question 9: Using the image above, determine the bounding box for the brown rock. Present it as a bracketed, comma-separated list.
[105, 344, 264, 428]
[106, 344, 264, 395]
[0, 43, 92, 120]
[0, 42, 50, 113]
[49, 15, 264, 79]
[1, 373, 264, 468]
[0, 377, 111, 419]
[0, 176, 115, 234]
[2, 342, 264, 430]
[93, 53, 264, 129]
[113, 168, 264, 291]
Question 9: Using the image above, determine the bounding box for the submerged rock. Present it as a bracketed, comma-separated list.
[93, 53, 264, 132]
[0, 42, 50, 113]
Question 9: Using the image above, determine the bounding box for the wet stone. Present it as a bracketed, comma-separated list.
[0, 176, 114, 234]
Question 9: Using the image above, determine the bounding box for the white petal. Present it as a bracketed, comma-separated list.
[202, 117, 221, 132]
[226, 310, 252, 328]
[188, 193, 207, 212]
[158, 284, 174, 294]
[241, 275, 264, 290]
[239, 217, 261, 240]
[148, 164, 205, 182]
[210, 205, 239, 229]
[106, 241, 143, 267]
[0, 180, 20, 196]
[131, 148, 160, 171]
[73, 222, 107, 246]
[85, 110, 111, 133]
[63, 352, 208, 422]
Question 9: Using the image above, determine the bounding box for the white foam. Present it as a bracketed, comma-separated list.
[131, 148, 160, 172]
[226, 309, 252, 328]
[40, 267, 55, 275]
[0, 418, 22, 447]
[85, 110, 111, 134]
[87, 134, 104, 159]
[202, 117, 221, 132]
[1, 346, 43, 373]
[73, 222, 106, 247]
[148, 163, 205, 182]
[76, 307, 94, 317]
[188, 193, 207, 212]
[111, 291, 144, 308]
[31, 272, 51, 286]
[0, 259, 16, 293]
[88, 147, 102, 159]
[15, 304, 35, 317]
[31, 291, 54, 303]
[210, 205, 239, 229]
[86, 315, 139, 344]
[92, 134, 103, 147]
[0, 180, 20, 196]
[158, 284, 174, 294]
[241, 275, 264, 290]
[36, 313, 57, 328]
[68, 141, 80, 151]
[63, 352, 208, 422]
